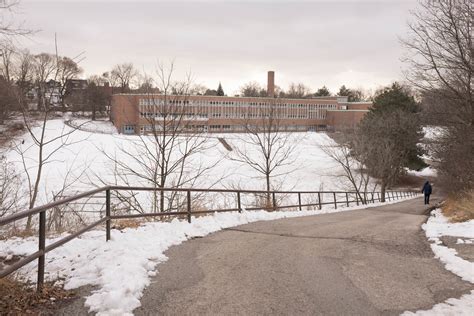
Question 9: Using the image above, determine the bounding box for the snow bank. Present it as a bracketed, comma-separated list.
[403, 291, 474, 316]
[424, 209, 474, 240]
[407, 167, 437, 178]
[403, 209, 474, 315]
[0, 198, 414, 315]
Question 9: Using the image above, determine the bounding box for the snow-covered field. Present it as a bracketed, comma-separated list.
[3, 119, 365, 211]
[403, 209, 474, 315]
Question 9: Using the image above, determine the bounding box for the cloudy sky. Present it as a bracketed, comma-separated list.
[16, 0, 418, 95]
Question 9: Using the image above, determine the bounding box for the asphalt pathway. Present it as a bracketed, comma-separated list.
[135, 196, 472, 315]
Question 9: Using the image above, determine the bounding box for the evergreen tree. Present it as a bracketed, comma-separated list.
[355, 83, 426, 200]
[216, 82, 224, 96]
[338, 85, 363, 102]
[338, 85, 351, 97]
[314, 86, 331, 97]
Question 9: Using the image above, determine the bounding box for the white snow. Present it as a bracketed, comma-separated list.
[3, 119, 376, 210]
[0, 198, 415, 315]
[67, 119, 118, 134]
[403, 291, 474, 316]
[403, 209, 474, 315]
[423, 126, 446, 141]
[407, 167, 437, 178]
[423, 209, 474, 240]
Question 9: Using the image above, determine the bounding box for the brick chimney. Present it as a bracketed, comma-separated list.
[267, 71, 275, 97]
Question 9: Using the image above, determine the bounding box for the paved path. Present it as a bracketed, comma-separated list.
[135, 196, 472, 315]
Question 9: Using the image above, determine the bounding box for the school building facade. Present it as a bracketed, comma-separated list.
[111, 71, 371, 134]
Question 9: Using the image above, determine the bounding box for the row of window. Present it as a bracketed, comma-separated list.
[139, 106, 331, 120]
[136, 123, 329, 134]
[138, 98, 338, 110]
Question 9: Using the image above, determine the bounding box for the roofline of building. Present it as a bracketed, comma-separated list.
[112, 93, 346, 102]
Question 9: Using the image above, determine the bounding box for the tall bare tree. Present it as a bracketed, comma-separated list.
[403, 0, 473, 193]
[0, 41, 15, 83]
[0, 0, 32, 36]
[103, 61, 214, 214]
[240, 81, 266, 97]
[0, 153, 22, 218]
[15, 49, 34, 100]
[230, 98, 298, 208]
[285, 83, 311, 99]
[111, 62, 138, 93]
[57, 56, 83, 109]
[14, 46, 84, 230]
[32, 53, 56, 109]
[320, 133, 373, 204]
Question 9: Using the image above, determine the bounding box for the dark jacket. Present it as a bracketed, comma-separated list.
[422, 182, 432, 195]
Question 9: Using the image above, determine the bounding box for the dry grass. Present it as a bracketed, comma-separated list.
[442, 190, 474, 222]
[112, 218, 146, 230]
[0, 278, 75, 315]
[0, 227, 36, 240]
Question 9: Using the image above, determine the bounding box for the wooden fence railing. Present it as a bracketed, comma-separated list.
[0, 185, 420, 290]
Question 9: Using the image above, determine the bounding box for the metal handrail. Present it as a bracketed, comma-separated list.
[0, 186, 420, 290]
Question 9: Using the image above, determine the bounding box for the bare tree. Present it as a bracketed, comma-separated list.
[0, 0, 32, 36]
[0, 153, 22, 218]
[32, 53, 56, 109]
[403, 0, 472, 127]
[14, 49, 34, 101]
[0, 42, 17, 122]
[402, 0, 473, 193]
[230, 98, 298, 208]
[46, 159, 90, 232]
[285, 83, 311, 99]
[13, 45, 85, 230]
[0, 41, 15, 83]
[102, 61, 215, 214]
[190, 83, 208, 95]
[320, 134, 373, 204]
[57, 56, 83, 110]
[240, 81, 266, 97]
[111, 63, 138, 93]
[0, 73, 16, 124]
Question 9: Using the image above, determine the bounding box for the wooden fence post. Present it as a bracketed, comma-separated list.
[37, 211, 46, 292]
[333, 192, 337, 209]
[272, 192, 276, 211]
[345, 192, 349, 207]
[318, 192, 322, 210]
[106, 189, 111, 242]
[237, 191, 242, 213]
[187, 190, 192, 223]
[298, 193, 302, 211]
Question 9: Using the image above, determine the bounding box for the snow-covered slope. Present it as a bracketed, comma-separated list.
[4, 119, 364, 209]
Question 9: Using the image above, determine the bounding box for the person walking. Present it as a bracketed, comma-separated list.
[421, 181, 432, 205]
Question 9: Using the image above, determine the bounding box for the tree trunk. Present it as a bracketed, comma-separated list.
[92, 103, 96, 121]
[266, 171, 271, 211]
[380, 180, 387, 203]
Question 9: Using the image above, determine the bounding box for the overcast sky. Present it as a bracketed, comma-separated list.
[17, 0, 418, 95]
